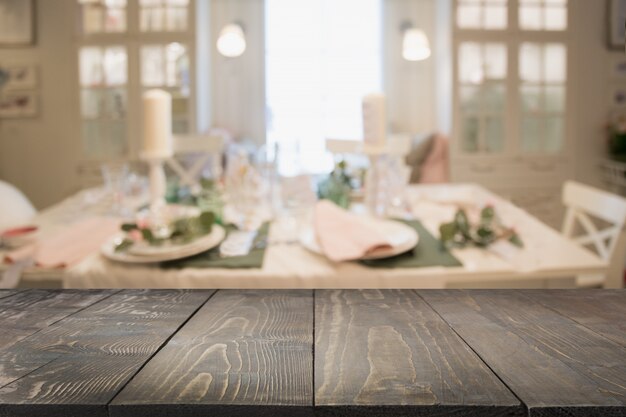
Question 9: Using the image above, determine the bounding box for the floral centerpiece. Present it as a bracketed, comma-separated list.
[317, 160, 356, 209]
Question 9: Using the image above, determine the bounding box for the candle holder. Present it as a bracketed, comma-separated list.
[140, 152, 172, 238]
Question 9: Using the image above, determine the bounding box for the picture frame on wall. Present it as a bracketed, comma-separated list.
[0, 92, 38, 118]
[0, 0, 35, 46]
[0, 65, 38, 90]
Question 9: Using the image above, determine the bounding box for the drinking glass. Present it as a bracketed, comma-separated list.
[101, 162, 130, 217]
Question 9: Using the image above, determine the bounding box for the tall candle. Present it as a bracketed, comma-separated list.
[143, 89, 173, 158]
[362, 93, 387, 149]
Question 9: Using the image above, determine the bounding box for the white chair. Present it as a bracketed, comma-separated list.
[166, 133, 226, 190]
[562, 180, 626, 288]
[0, 180, 36, 232]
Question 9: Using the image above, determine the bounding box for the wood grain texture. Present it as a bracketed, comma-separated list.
[0, 289, 116, 351]
[314, 290, 523, 416]
[420, 290, 626, 417]
[523, 290, 626, 347]
[0, 290, 20, 301]
[110, 290, 314, 417]
[0, 289, 213, 417]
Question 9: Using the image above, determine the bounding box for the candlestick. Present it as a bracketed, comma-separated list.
[143, 89, 173, 158]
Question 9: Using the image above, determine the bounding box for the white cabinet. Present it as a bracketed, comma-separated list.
[451, 0, 572, 227]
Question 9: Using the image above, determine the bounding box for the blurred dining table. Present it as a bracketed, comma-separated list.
[1, 183, 608, 289]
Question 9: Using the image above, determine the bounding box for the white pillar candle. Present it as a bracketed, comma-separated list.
[143, 89, 173, 158]
[362, 93, 387, 149]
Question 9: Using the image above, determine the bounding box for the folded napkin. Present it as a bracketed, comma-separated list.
[4, 217, 120, 269]
[314, 200, 392, 262]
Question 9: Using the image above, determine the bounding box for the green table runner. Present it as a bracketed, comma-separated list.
[360, 220, 462, 269]
[162, 223, 269, 269]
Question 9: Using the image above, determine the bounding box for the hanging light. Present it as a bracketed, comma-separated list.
[402, 24, 431, 62]
[217, 23, 246, 58]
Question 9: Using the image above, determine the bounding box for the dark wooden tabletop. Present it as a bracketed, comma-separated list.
[0, 289, 624, 417]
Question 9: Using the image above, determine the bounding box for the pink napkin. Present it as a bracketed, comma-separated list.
[314, 200, 392, 262]
[4, 217, 120, 269]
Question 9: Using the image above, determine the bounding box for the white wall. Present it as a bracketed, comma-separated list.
[384, 0, 438, 135]
[210, 0, 266, 145]
[571, 0, 616, 188]
[0, 0, 77, 209]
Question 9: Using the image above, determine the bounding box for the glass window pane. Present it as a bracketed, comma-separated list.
[460, 86, 481, 113]
[520, 43, 542, 82]
[166, 7, 188, 31]
[484, 5, 507, 29]
[462, 116, 481, 152]
[80, 47, 103, 86]
[544, 44, 566, 82]
[459, 43, 483, 83]
[483, 83, 505, 113]
[81, 89, 103, 118]
[519, 0, 567, 31]
[544, 116, 563, 152]
[105, 8, 126, 32]
[484, 43, 507, 79]
[521, 117, 541, 152]
[521, 85, 542, 112]
[165, 43, 189, 87]
[79, 0, 127, 34]
[457, 4, 481, 28]
[544, 86, 565, 112]
[105, 88, 127, 119]
[83, 6, 104, 34]
[485, 116, 504, 152]
[141, 46, 165, 86]
[103, 47, 127, 86]
[544, 6, 567, 30]
[519, 5, 542, 30]
[140, 0, 188, 31]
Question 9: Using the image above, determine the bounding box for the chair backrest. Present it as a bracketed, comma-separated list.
[0, 181, 37, 231]
[562, 181, 626, 288]
[167, 134, 226, 188]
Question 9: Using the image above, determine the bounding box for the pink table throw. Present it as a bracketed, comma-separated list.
[4, 217, 120, 269]
[314, 200, 391, 262]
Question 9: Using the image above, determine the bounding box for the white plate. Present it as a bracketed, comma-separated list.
[101, 224, 226, 264]
[299, 218, 419, 260]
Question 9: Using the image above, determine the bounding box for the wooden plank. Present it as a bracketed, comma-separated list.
[0, 290, 20, 301]
[0, 289, 213, 417]
[420, 290, 626, 417]
[0, 289, 116, 350]
[314, 290, 522, 416]
[523, 290, 626, 347]
[110, 290, 314, 417]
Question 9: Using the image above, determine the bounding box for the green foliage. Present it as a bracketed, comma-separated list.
[439, 207, 523, 249]
[114, 238, 134, 253]
[115, 210, 216, 252]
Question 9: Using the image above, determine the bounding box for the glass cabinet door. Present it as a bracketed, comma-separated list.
[79, 46, 128, 158]
[458, 42, 508, 154]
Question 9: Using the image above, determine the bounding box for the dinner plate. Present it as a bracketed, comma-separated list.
[101, 224, 226, 264]
[299, 218, 419, 260]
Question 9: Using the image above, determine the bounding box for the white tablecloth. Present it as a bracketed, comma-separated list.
[54, 184, 606, 289]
